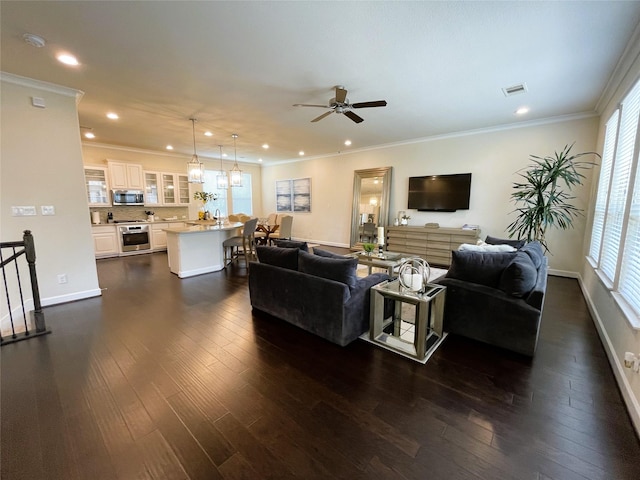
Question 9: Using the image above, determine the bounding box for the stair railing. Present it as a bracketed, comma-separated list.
[1, 230, 50, 345]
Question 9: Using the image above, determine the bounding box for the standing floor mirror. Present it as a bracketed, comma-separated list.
[350, 167, 392, 249]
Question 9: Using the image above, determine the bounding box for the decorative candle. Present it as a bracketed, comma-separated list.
[377, 226, 385, 245]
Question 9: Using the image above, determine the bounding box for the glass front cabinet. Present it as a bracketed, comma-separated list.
[84, 166, 110, 206]
[144, 171, 161, 206]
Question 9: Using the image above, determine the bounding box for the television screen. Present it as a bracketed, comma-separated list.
[408, 173, 472, 211]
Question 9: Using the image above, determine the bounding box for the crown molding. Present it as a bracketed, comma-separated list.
[266, 111, 599, 166]
[0, 71, 84, 104]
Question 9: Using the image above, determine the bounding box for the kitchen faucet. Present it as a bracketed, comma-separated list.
[214, 208, 222, 226]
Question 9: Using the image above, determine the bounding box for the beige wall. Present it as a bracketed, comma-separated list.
[262, 116, 599, 274]
[1, 74, 100, 313]
[579, 31, 640, 435]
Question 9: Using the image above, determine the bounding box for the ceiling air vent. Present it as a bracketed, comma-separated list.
[502, 83, 528, 97]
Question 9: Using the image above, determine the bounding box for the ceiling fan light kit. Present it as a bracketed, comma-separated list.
[295, 85, 387, 123]
[187, 118, 204, 184]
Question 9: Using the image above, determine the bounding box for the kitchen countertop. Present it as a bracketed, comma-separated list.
[163, 222, 243, 234]
[91, 219, 188, 227]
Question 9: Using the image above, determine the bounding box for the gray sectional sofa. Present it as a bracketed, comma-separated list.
[435, 241, 548, 356]
[248, 246, 390, 346]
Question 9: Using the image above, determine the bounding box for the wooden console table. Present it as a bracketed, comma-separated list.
[385, 226, 479, 267]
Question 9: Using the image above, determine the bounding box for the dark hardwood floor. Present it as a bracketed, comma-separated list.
[2, 251, 639, 480]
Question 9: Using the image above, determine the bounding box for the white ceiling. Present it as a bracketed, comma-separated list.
[2, 1, 640, 165]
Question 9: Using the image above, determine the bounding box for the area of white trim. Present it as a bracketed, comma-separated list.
[577, 273, 640, 438]
[1, 71, 84, 103]
[547, 268, 578, 278]
[41, 288, 102, 307]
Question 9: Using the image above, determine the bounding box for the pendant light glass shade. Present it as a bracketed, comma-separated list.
[230, 133, 243, 187]
[187, 118, 204, 183]
[216, 144, 228, 190]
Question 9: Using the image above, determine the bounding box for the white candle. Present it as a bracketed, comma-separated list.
[378, 226, 385, 245]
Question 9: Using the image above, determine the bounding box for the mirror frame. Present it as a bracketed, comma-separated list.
[350, 167, 393, 248]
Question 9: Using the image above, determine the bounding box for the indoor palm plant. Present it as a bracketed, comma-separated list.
[507, 143, 599, 252]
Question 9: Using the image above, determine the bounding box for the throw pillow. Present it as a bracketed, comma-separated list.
[520, 241, 544, 269]
[298, 250, 358, 288]
[459, 243, 517, 253]
[274, 239, 309, 252]
[485, 235, 526, 249]
[446, 250, 516, 288]
[499, 251, 538, 297]
[256, 246, 299, 270]
[313, 247, 346, 259]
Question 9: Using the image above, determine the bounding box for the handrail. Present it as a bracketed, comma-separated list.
[1, 230, 50, 345]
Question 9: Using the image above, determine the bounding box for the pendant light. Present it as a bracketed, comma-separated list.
[229, 133, 243, 187]
[187, 118, 204, 183]
[216, 144, 228, 190]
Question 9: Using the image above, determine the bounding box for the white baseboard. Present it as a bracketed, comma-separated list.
[548, 268, 579, 278]
[576, 274, 640, 438]
[41, 288, 102, 307]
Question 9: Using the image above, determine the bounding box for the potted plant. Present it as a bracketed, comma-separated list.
[400, 214, 411, 226]
[363, 243, 376, 256]
[507, 143, 599, 252]
[194, 191, 218, 220]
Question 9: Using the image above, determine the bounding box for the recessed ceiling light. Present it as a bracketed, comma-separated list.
[258, 158, 263, 162]
[222, 153, 228, 157]
[84, 132, 95, 139]
[57, 53, 79, 66]
[166, 145, 174, 150]
[515, 107, 530, 115]
[344, 140, 352, 146]
[299, 151, 305, 156]
[204, 131, 213, 137]
[106, 112, 119, 120]
[262, 144, 269, 149]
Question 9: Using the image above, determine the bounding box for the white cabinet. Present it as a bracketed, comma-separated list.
[108, 161, 144, 190]
[151, 222, 185, 251]
[144, 171, 162, 206]
[92, 226, 119, 258]
[161, 173, 191, 205]
[84, 166, 111, 206]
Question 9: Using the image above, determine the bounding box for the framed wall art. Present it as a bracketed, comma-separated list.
[276, 177, 311, 212]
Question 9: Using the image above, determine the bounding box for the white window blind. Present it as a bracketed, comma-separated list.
[589, 111, 619, 262]
[619, 172, 640, 316]
[600, 80, 640, 282]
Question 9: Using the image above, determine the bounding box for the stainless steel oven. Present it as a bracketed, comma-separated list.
[119, 224, 151, 252]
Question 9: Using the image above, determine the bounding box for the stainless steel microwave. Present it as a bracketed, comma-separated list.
[112, 189, 145, 205]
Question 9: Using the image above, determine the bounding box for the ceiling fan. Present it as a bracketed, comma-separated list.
[293, 85, 387, 123]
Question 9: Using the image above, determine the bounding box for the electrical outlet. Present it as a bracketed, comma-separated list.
[57, 274, 67, 284]
[41, 205, 55, 215]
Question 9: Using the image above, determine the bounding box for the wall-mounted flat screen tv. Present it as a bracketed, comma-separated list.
[408, 173, 472, 212]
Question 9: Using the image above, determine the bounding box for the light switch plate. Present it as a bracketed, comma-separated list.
[41, 205, 55, 215]
[11, 206, 37, 216]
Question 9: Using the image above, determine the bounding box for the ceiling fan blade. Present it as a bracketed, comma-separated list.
[311, 111, 334, 122]
[351, 100, 387, 109]
[344, 110, 364, 124]
[293, 103, 331, 108]
[335, 86, 347, 103]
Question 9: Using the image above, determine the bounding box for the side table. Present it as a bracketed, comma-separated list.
[369, 279, 446, 362]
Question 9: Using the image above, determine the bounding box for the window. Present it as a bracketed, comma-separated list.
[203, 170, 228, 216]
[230, 173, 253, 215]
[589, 111, 618, 263]
[589, 77, 640, 324]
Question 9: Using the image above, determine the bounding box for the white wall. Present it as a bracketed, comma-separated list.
[262, 115, 598, 273]
[579, 29, 640, 435]
[1, 73, 100, 314]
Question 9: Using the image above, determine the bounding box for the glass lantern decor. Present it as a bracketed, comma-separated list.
[398, 257, 431, 293]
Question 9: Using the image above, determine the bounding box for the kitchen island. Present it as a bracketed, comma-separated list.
[164, 222, 243, 278]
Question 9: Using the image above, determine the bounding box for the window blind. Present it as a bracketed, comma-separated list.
[619, 176, 640, 316]
[600, 80, 640, 282]
[589, 111, 619, 262]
